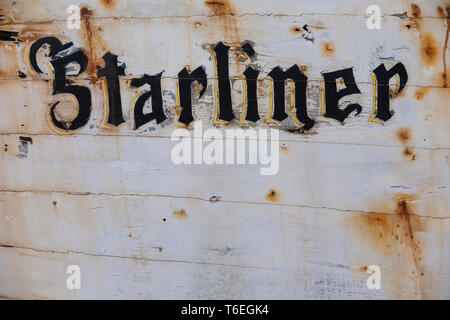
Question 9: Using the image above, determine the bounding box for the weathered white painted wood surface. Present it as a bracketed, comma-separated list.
[0, 0, 449, 299]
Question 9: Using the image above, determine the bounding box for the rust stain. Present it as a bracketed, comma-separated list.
[396, 127, 411, 144]
[403, 147, 417, 160]
[290, 25, 303, 34]
[204, 0, 235, 15]
[414, 87, 429, 100]
[321, 42, 335, 56]
[173, 209, 187, 219]
[18, 25, 51, 42]
[348, 193, 426, 297]
[441, 5, 450, 87]
[99, 0, 117, 8]
[204, 1, 238, 40]
[393, 85, 407, 98]
[204, 1, 244, 73]
[410, 4, 448, 86]
[392, 194, 423, 270]
[396, 127, 416, 160]
[265, 189, 279, 202]
[403, 147, 413, 156]
[204, 2, 239, 43]
[80, 6, 107, 82]
[437, 6, 446, 18]
[406, 4, 421, 30]
[411, 4, 421, 19]
[280, 145, 288, 152]
[419, 33, 439, 67]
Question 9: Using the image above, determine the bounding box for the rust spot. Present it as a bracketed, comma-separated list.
[414, 87, 429, 100]
[419, 33, 439, 66]
[300, 65, 307, 72]
[280, 145, 288, 152]
[265, 189, 279, 202]
[403, 147, 413, 156]
[128, 233, 132, 238]
[411, 4, 421, 18]
[52, 200, 57, 206]
[290, 26, 302, 34]
[396, 127, 416, 160]
[321, 42, 335, 56]
[360, 265, 368, 272]
[99, 0, 116, 8]
[173, 209, 187, 218]
[396, 127, 411, 144]
[204, 0, 235, 15]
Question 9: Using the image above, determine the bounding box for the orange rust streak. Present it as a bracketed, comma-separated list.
[80, 6, 106, 83]
[411, 3, 421, 19]
[393, 194, 422, 270]
[348, 193, 426, 297]
[437, 6, 445, 18]
[442, 6, 450, 87]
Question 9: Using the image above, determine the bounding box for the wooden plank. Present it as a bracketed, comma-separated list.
[0, 14, 448, 88]
[1, 191, 448, 299]
[0, 133, 448, 216]
[0, 0, 449, 299]
[0, 0, 447, 23]
[0, 79, 448, 148]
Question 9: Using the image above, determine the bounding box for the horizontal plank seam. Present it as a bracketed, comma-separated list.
[0, 243, 288, 272]
[0, 132, 448, 150]
[0, 189, 448, 220]
[0, 13, 445, 26]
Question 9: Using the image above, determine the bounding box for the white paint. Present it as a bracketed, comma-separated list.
[0, 0, 448, 299]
